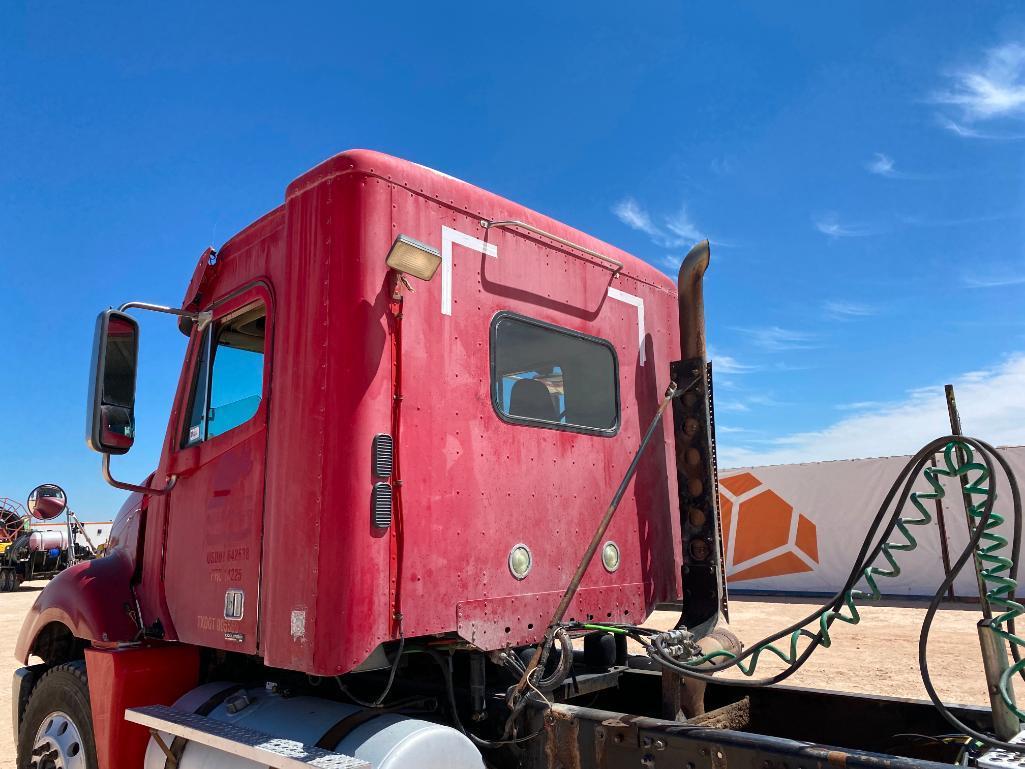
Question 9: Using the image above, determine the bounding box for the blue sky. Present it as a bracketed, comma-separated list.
[2, 3, 1024, 517]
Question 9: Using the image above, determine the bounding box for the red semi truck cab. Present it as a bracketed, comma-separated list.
[64, 150, 683, 666]
[12, 150, 994, 769]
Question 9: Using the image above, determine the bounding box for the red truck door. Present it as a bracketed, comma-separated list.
[161, 285, 272, 654]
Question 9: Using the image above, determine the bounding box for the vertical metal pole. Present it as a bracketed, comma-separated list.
[69, 511, 97, 554]
[65, 510, 76, 568]
[947, 385, 1019, 736]
[945, 384, 991, 617]
[660, 668, 706, 721]
[979, 619, 1021, 740]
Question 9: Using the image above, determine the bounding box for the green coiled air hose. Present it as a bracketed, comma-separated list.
[632, 436, 1024, 752]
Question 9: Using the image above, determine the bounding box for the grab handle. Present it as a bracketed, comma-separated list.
[481, 219, 623, 272]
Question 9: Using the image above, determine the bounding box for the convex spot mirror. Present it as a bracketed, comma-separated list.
[27, 484, 67, 521]
[86, 309, 139, 455]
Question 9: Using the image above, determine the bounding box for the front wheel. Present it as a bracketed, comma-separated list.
[17, 661, 97, 769]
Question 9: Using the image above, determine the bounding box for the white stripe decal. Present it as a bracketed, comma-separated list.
[440, 226, 497, 316]
[607, 287, 646, 366]
[726, 543, 790, 577]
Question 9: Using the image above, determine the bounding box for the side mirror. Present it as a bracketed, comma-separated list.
[86, 309, 139, 454]
[27, 484, 67, 521]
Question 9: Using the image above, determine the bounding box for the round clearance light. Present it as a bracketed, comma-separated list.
[508, 544, 533, 580]
[602, 541, 621, 572]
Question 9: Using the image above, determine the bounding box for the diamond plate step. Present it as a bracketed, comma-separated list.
[978, 729, 1025, 769]
[125, 704, 371, 769]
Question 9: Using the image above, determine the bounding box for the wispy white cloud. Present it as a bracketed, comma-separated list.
[933, 43, 1025, 138]
[814, 212, 873, 238]
[714, 392, 790, 419]
[745, 393, 790, 408]
[900, 211, 1014, 228]
[736, 325, 819, 352]
[835, 400, 894, 412]
[962, 265, 1025, 288]
[659, 255, 683, 273]
[717, 353, 1025, 468]
[716, 425, 756, 434]
[717, 401, 751, 414]
[936, 115, 1025, 140]
[709, 348, 757, 375]
[936, 43, 1025, 119]
[612, 198, 724, 270]
[613, 197, 698, 248]
[612, 197, 665, 242]
[664, 204, 703, 243]
[822, 300, 879, 320]
[865, 152, 930, 180]
[867, 152, 896, 177]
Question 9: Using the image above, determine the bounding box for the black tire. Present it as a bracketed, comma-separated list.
[17, 661, 98, 769]
[1, 569, 13, 591]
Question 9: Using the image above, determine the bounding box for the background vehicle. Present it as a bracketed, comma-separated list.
[11, 150, 1019, 769]
[0, 484, 95, 592]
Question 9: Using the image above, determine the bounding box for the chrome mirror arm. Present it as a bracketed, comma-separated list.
[102, 453, 177, 496]
[118, 302, 212, 331]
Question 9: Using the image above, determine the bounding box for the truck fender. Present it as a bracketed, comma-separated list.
[15, 550, 139, 664]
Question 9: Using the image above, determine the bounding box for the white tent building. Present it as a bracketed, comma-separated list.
[718, 445, 1025, 598]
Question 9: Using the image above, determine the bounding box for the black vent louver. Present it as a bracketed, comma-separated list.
[372, 483, 393, 528]
[372, 434, 394, 478]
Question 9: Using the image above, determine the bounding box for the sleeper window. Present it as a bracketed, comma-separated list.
[182, 303, 266, 446]
[491, 313, 619, 435]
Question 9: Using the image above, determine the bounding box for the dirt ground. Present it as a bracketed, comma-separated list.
[0, 589, 1002, 767]
[2, 581, 47, 769]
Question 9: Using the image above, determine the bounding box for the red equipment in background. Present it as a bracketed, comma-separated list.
[0, 497, 27, 544]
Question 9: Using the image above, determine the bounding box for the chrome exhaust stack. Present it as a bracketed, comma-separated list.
[665, 240, 741, 719]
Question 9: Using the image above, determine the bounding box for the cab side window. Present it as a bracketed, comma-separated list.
[490, 313, 619, 436]
[182, 302, 266, 447]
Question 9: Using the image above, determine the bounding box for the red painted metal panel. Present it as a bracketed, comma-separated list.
[261, 168, 385, 673]
[258, 151, 682, 672]
[456, 584, 649, 648]
[103, 490, 144, 565]
[85, 644, 199, 769]
[25, 150, 683, 678]
[15, 552, 139, 662]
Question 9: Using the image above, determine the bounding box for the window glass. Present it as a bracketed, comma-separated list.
[183, 333, 211, 446]
[182, 303, 266, 446]
[491, 314, 618, 434]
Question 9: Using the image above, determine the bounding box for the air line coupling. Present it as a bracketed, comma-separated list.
[648, 628, 702, 660]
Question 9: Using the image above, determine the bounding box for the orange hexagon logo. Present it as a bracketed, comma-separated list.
[719, 472, 818, 582]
